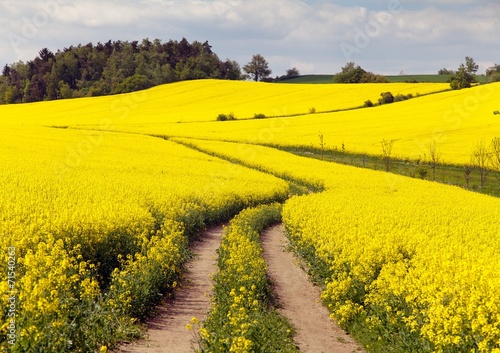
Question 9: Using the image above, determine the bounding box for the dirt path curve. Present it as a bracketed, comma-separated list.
[115, 226, 223, 353]
[261, 224, 364, 353]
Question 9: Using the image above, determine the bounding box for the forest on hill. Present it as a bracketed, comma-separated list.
[0, 38, 242, 104]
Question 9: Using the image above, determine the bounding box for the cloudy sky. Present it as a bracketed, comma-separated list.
[0, 0, 499, 76]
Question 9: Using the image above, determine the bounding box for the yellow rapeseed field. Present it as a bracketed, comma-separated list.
[178, 138, 500, 352]
[154, 83, 499, 165]
[2, 78, 500, 352]
[6, 78, 497, 165]
[0, 126, 288, 351]
[0, 78, 447, 125]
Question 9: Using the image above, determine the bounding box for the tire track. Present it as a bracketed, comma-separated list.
[261, 224, 364, 353]
[115, 226, 223, 353]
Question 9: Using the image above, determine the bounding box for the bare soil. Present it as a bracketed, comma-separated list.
[114, 226, 223, 353]
[261, 224, 364, 353]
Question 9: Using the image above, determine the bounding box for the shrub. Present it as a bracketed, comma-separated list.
[216, 113, 236, 121]
[394, 93, 413, 102]
[309, 107, 316, 114]
[378, 92, 394, 105]
[254, 113, 267, 119]
[364, 99, 374, 107]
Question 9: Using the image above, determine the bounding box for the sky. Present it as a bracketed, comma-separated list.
[0, 0, 499, 76]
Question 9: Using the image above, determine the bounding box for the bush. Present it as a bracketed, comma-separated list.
[216, 113, 236, 121]
[309, 107, 316, 114]
[394, 93, 413, 102]
[450, 79, 462, 90]
[254, 113, 267, 119]
[378, 92, 394, 105]
[364, 99, 374, 107]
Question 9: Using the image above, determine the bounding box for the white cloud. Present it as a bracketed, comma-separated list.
[0, 0, 498, 74]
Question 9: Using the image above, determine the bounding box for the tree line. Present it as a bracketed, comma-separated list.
[0, 38, 242, 104]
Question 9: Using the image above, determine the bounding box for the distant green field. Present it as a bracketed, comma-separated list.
[386, 74, 489, 83]
[279, 74, 490, 84]
[386, 74, 451, 83]
[277, 75, 333, 83]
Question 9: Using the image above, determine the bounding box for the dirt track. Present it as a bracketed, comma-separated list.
[115, 226, 223, 353]
[115, 224, 363, 353]
[261, 224, 363, 353]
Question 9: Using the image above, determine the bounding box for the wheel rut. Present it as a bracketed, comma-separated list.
[114, 223, 364, 353]
[114, 226, 223, 353]
[261, 224, 364, 353]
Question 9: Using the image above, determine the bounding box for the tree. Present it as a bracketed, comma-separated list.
[113, 74, 151, 94]
[378, 92, 394, 105]
[381, 139, 395, 172]
[2, 64, 11, 78]
[243, 54, 272, 82]
[470, 140, 489, 187]
[285, 67, 300, 79]
[360, 71, 389, 83]
[0, 38, 242, 104]
[427, 140, 441, 181]
[491, 137, 500, 181]
[464, 164, 473, 189]
[333, 62, 387, 83]
[450, 57, 477, 90]
[333, 62, 365, 83]
[220, 59, 242, 80]
[486, 64, 500, 82]
[438, 68, 454, 75]
[38, 48, 54, 63]
[465, 56, 479, 75]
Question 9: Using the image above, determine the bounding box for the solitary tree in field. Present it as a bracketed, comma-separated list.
[465, 56, 479, 75]
[450, 56, 478, 90]
[243, 54, 272, 81]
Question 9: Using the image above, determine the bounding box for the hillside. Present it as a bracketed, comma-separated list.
[0, 79, 448, 126]
[4, 78, 497, 165]
[140, 81, 497, 165]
